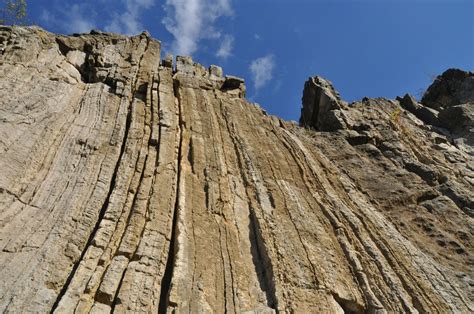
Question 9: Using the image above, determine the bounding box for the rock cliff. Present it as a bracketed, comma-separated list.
[0, 26, 473, 313]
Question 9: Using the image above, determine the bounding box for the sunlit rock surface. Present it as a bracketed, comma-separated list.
[0, 26, 472, 313]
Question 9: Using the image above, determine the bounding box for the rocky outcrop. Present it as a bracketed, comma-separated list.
[421, 69, 474, 110]
[299, 76, 348, 131]
[397, 93, 440, 126]
[421, 69, 474, 154]
[0, 26, 473, 313]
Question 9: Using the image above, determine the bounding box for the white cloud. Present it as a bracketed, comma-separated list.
[106, 0, 155, 35]
[40, 10, 53, 24]
[163, 0, 233, 56]
[250, 55, 275, 91]
[69, 5, 96, 33]
[216, 35, 234, 59]
[41, 5, 95, 34]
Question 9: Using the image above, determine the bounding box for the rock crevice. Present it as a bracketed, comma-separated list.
[0, 26, 472, 313]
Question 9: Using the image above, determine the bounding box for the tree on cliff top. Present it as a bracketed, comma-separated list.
[0, 0, 27, 25]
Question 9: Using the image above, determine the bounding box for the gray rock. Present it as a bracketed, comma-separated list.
[405, 161, 439, 185]
[421, 68, 474, 110]
[438, 102, 474, 134]
[397, 93, 440, 126]
[300, 76, 347, 131]
[419, 69, 474, 155]
[438, 182, 474, 215]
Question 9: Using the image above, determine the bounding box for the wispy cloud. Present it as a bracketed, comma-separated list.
[250, 55, 275, 91]
[69, 5, 96, 33]
[216, 34, 234, 59]
[162, 0, 233, 56]
[106, 0, 155, 35]
[41, 5, 96, 34]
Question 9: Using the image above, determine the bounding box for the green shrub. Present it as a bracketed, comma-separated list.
[0, 0, 27, 25]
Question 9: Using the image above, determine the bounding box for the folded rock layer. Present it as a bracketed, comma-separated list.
[0, 26, 472, 313]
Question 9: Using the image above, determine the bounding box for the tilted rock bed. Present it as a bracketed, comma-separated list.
[0, 26, 473, 312]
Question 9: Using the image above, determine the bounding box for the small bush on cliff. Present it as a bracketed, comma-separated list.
[389, 107, 411, 135]
[0, 0, 27, 25]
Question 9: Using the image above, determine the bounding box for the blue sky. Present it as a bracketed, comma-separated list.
[27, 0, 473, 121]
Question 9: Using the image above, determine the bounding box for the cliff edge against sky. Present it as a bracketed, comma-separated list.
[0, 26, 473, 313]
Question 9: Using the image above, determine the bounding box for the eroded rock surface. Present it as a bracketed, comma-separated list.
[0, 26, 473, 313]
[421, 69, 474, 154]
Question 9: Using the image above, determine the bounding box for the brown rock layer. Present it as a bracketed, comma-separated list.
[0, 26, 472, 313]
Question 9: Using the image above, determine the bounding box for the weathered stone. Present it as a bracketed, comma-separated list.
[421, 68, 474, 110]
[397, 93, 440, 126]
[299, 76, 347, 131]
[222, 75, 244, 88]
[95, 256, 129, 305]
[209, 64, 223, 78]
[162, 53, 173, 68]
[176, 55, 194, 74]
[220, 75, 246, 97]
[405, 161, 439, 185]
[65, 50, 86, 72]
[418, 69, 474, 154]
[0, 26, 472, 313]
[439, 103, 474, 134]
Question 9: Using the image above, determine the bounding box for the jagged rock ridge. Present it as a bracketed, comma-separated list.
[0, 26, 473, 313]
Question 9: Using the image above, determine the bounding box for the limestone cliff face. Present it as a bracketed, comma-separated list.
[0, 26, 473, 313]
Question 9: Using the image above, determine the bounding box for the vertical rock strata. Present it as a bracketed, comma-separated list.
[0, 26, 473, 312]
